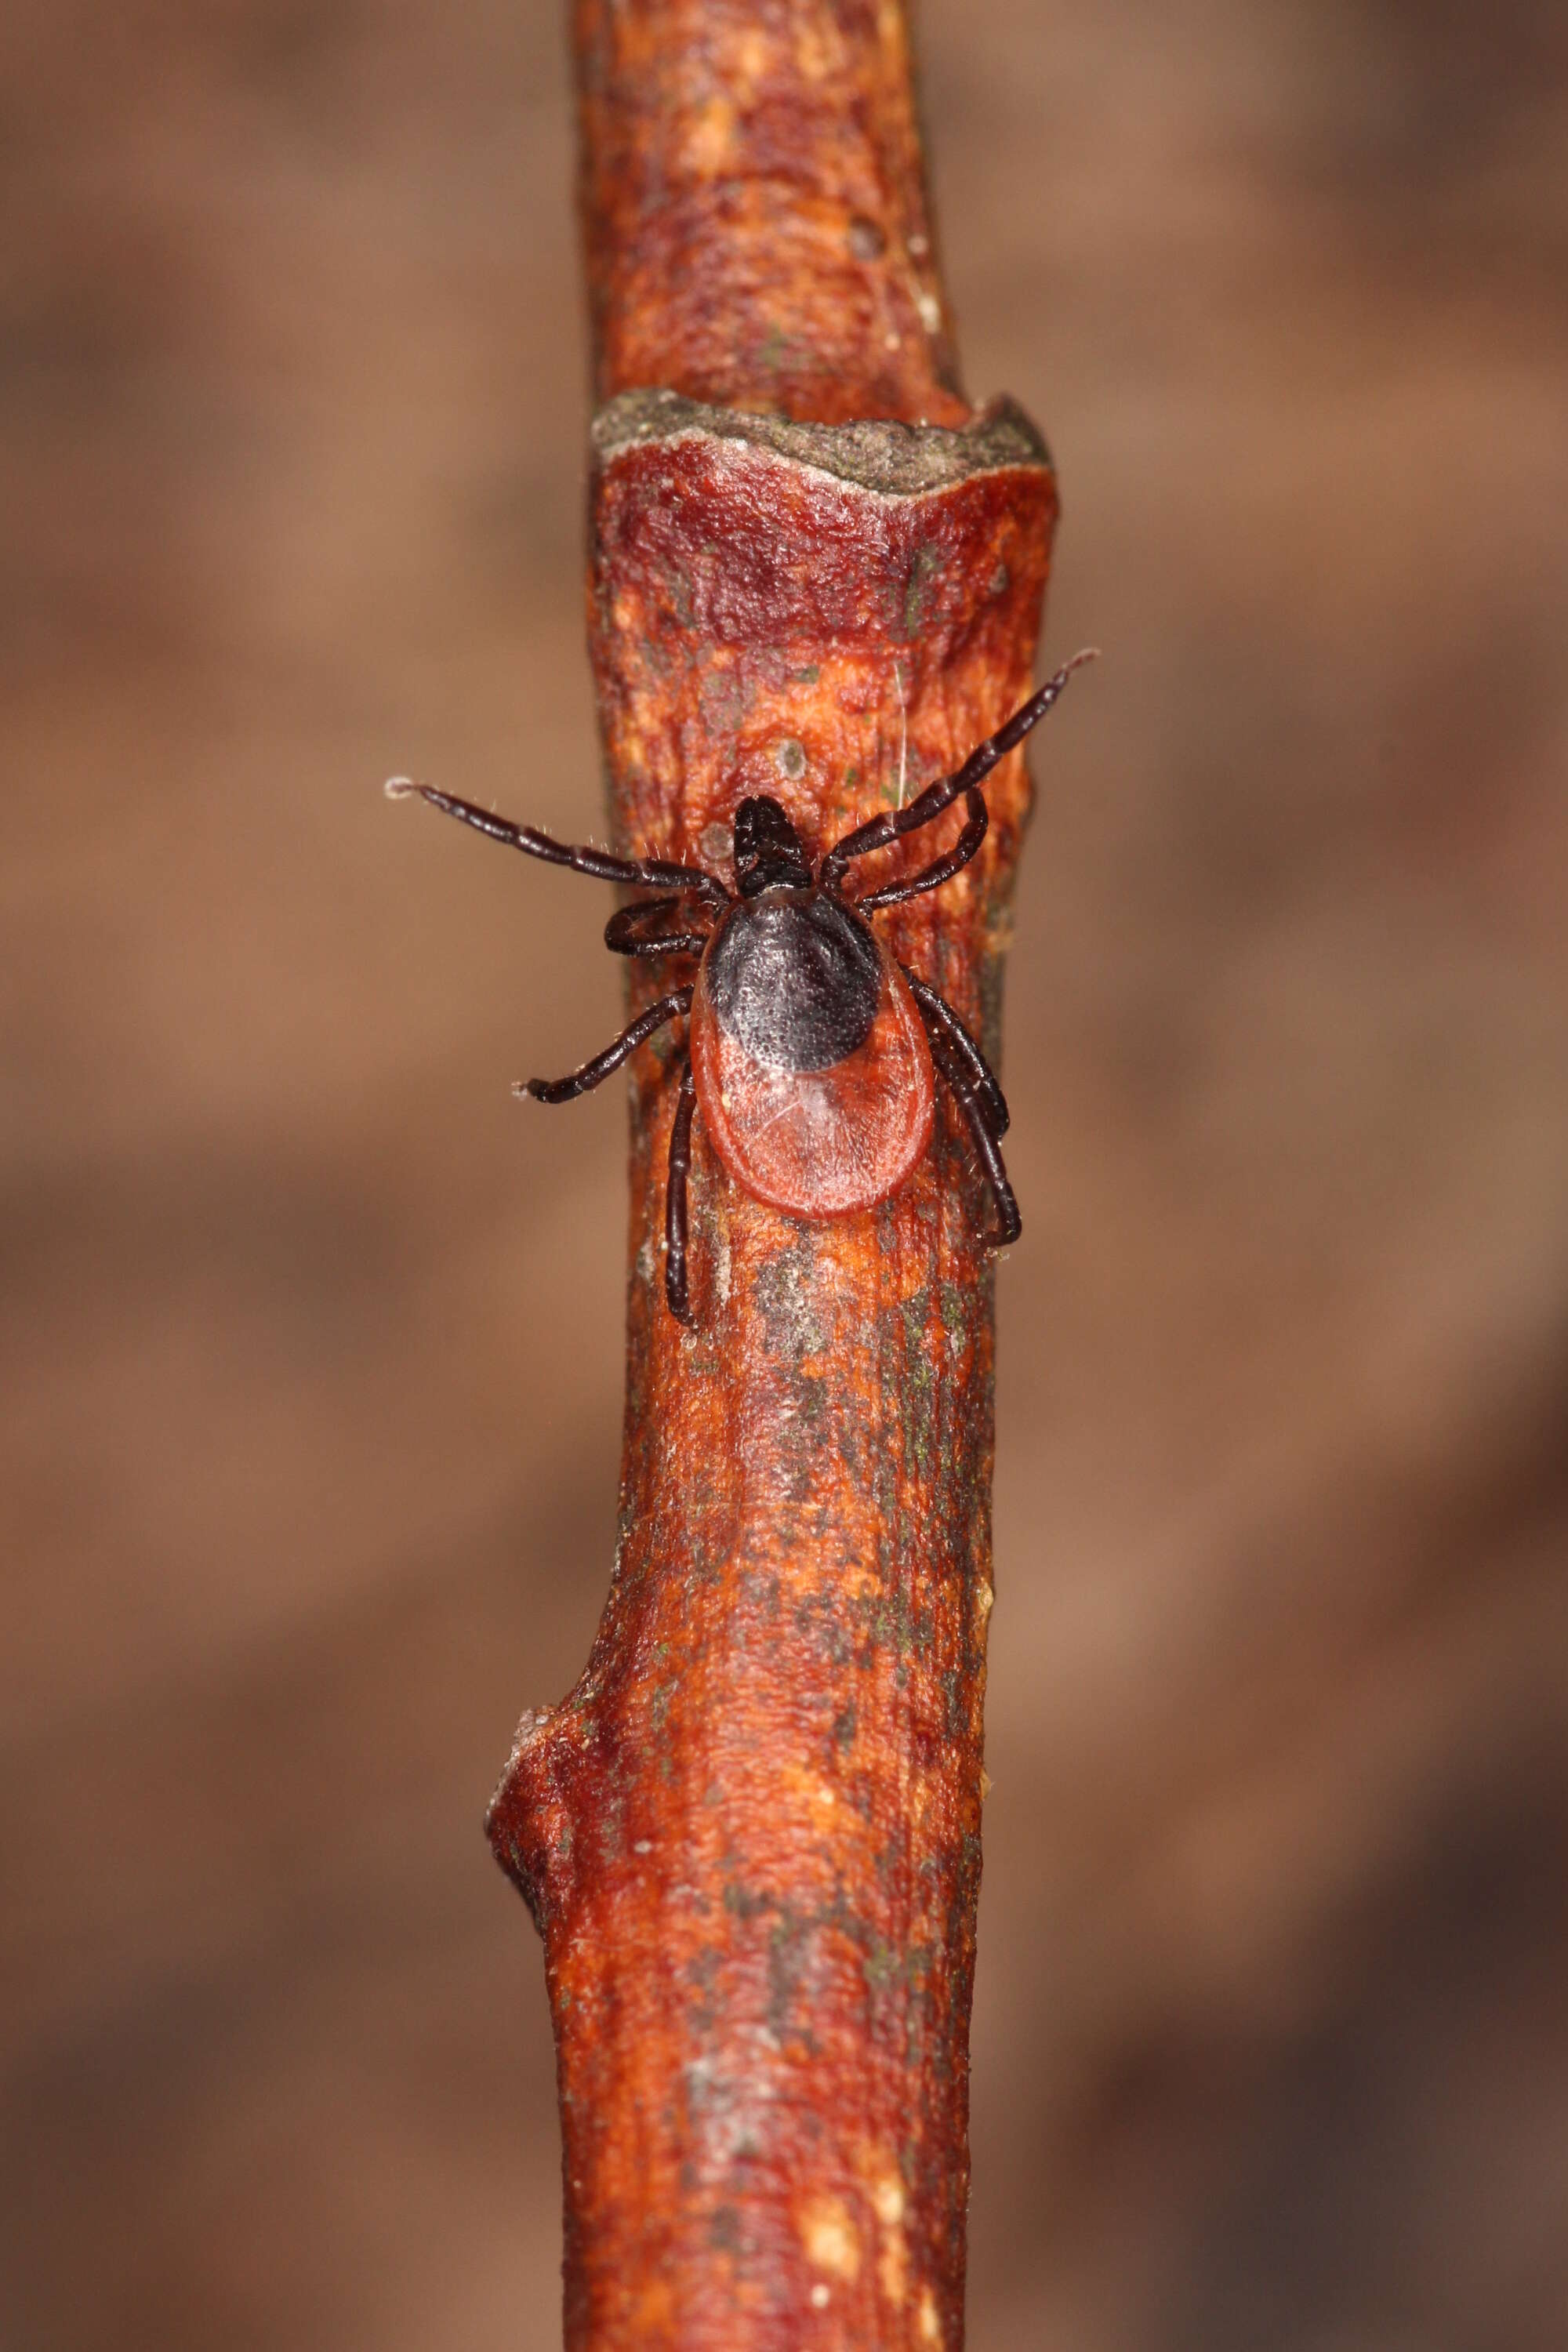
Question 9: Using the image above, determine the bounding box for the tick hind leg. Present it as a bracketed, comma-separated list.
[916, 994, 1022, 1247]
[517, 986, 693, 1104]
[903, 971, 1010, 1137]
[954, 1083, 1022, 1247]
[664, 1057, 699, 1325]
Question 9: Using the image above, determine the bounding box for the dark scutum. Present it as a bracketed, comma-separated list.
[706, 891, 881, 1073]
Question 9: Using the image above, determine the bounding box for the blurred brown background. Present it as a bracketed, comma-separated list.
[5, 0, 1566, 2344]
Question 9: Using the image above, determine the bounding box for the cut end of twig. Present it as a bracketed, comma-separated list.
[591, 388, 1052, 498]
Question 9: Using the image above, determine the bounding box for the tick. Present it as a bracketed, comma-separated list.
[388, 651, 1093, 1323]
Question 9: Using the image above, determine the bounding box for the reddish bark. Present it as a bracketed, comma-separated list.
[487, 9, 1059, 2347]
[573, 0, 968, 426]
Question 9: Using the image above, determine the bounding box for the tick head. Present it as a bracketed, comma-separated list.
[732, 795, 812, 898]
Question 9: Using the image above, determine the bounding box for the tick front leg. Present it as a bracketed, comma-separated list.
[855, 787, 988, 913]
[387, 779, 727, 906]
[517, 986, 693, 1105]
[664, 1057, 698, 1326]
[819, 648, 1098, 889]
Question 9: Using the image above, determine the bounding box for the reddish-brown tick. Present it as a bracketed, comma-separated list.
[389, 652, 1094, 1323]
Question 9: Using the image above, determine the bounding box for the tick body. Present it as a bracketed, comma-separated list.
[388, 649, 1094, 1323]
[691, 891, 935, 1220]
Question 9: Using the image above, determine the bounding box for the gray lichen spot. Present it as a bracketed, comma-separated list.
[863, 1936, 933, 2005]
[938, 1283, 970, 1348]
[687, 1532, 725, 1590]
[722, 1878, 775, 1922]
[709, 2205, 744, 2253]
[773, 737, 807, 781]
[863, 1939, 900, 1993]
[902, 543, 942, 641]
[767, 1908, 816, 2043]
[699, 662, 750, 735]
[753, 1240, 826, 1363]
[899, 1288, 936, 1472]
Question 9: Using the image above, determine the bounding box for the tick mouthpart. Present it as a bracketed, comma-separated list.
[732, 793, 813, 897]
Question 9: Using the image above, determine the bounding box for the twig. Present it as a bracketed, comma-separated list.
[486, 5, 1059, 2343]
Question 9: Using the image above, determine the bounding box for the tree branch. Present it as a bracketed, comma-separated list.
[486, 7, 1059, 2345]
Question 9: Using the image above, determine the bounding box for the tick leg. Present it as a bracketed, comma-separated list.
[386, 779, 728, 907]
[926, 1022, 1022, 1248]
[856, 789, 987, 911]
[665, 1056, 698, 1326]
[906, 971, 1010, 1137]
[517, 986, 694, 1105]
[819, 648, 1096, 891]
[604, 898, 713, 959]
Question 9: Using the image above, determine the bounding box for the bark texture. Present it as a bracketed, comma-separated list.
[487, 9, 1059, 2347]
[574, 0, 968, 425]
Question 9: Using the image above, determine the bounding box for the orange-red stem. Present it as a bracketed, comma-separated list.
[487, 10, 1058, 2347]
